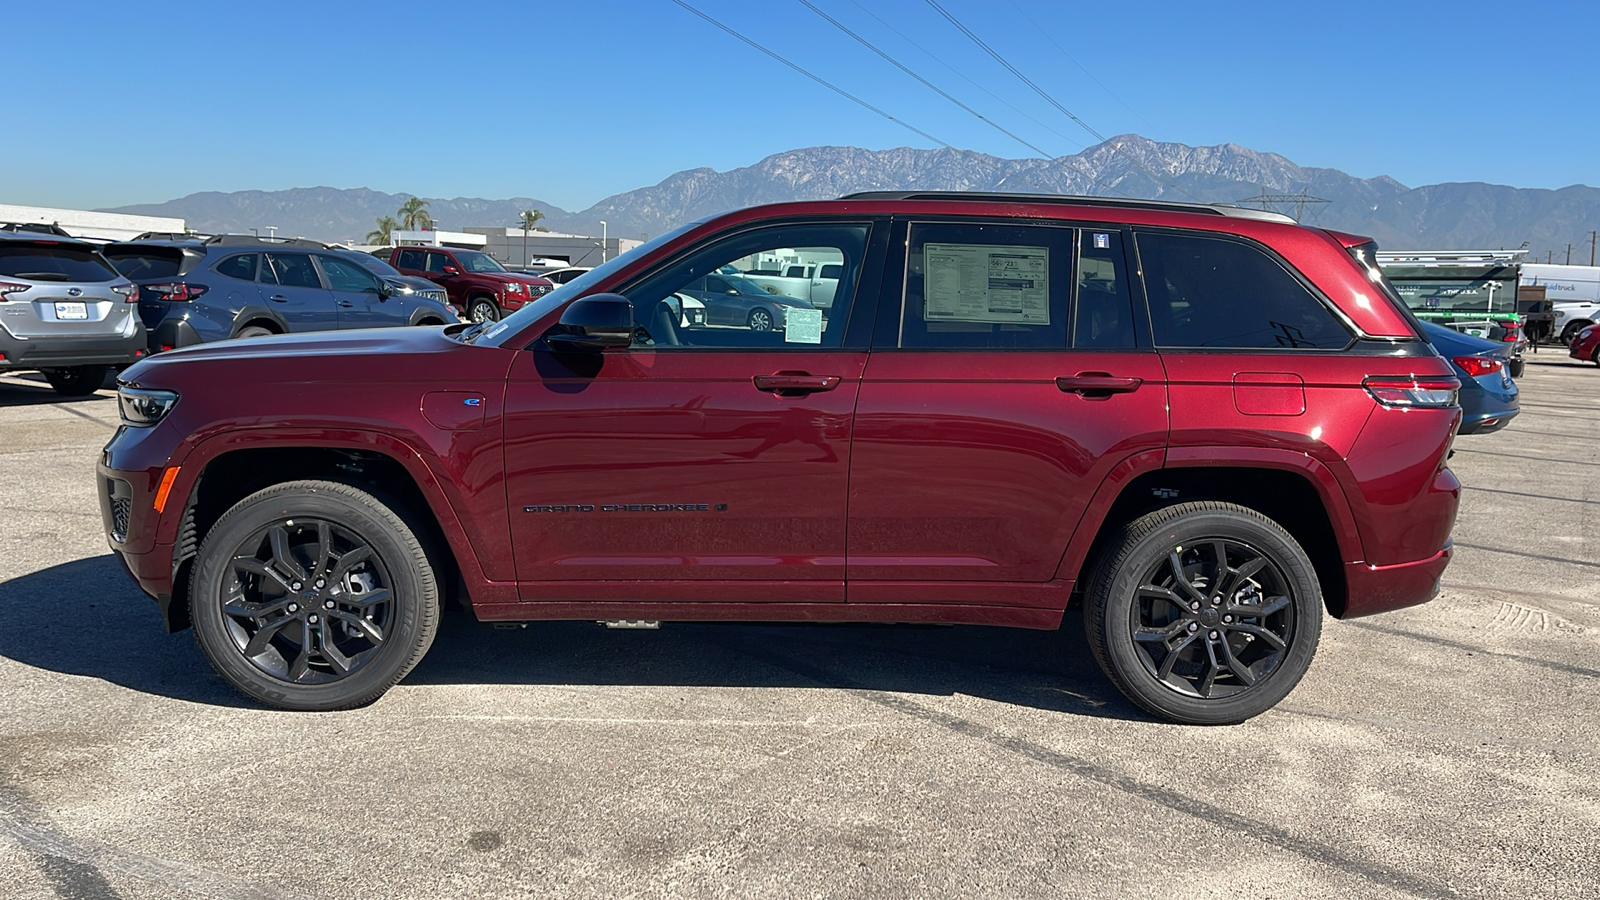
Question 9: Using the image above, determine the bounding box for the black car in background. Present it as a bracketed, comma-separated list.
[103, 236, 459, 352]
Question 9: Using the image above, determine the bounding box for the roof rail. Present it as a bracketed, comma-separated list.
[202, 234, 331, 249]
[131, 231, 210, 242]
[0, 221, 75, 237]
[836, 191, 1296, 223]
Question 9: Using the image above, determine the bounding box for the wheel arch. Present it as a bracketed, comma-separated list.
[1059, 452, 1363, 618]
[161, 435, 496, 631]
[229, 305, 289, 337]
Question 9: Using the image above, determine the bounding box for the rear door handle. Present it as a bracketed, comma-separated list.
[753, 374, 841, 395]
[1056, 374, 1143, 396]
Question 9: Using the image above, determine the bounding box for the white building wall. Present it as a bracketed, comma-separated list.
[0, 203, 185, 242]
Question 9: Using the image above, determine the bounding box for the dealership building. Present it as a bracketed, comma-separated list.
[0, 203, 185, 242]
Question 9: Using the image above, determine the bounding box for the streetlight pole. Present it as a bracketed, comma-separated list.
[600, 220, 608, 263]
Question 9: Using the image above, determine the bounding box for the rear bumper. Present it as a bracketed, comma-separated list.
[147, 317, 204, 353]
[0, 329, 146, 369]
[1458, 407, 1518, 435]
[1340, 545, 1451, 619]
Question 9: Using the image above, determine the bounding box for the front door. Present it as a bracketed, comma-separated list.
[502, 220, 881, 604]
[846, 220, 1169, 605]
[316, 254, 403, 328]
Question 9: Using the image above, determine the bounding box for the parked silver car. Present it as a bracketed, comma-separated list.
[0, 233, 146, 395]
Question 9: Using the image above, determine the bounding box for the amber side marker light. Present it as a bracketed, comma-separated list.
[153, 466, 181, 512]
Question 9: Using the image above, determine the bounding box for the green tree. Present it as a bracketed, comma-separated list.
[518, 209, 545, 265]
[398, 197, 433, 231]
[366, 215, 398, 246]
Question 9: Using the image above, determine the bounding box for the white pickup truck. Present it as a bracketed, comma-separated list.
[737, 262, 843, 310]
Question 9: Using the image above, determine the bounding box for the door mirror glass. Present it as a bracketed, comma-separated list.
[546, 294, 633, 350]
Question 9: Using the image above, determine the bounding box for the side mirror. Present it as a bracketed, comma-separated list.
[546, 293, 633, 351]
[442, 266, 461, 276]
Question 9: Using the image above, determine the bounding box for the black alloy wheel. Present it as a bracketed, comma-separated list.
[469, 299, 501, 323]
[42, 364, 107, 397]
[748, 308, 774, 331]
[1085, 502, 1322, 725]
[190, 481, 439, 710]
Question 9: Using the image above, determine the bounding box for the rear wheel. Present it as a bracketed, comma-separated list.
[189, 480, 440, 711]
[1509, 358, 1525, 378]
[42, 365, 108, 397]
[237, 325, 274, 339]
[469, 298, 501, 323]
[1084, 502, 1322, 725]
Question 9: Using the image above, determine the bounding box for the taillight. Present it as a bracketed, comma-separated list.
[1500, 323, 1520, 342]
[1452, 356, 1503, 377]
[1363, 375, 1460, 409]
[144, 282, 208, 301]
[0, 282, 29, 299]
[111, 283, 138, 303]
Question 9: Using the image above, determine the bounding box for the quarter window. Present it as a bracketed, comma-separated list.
[1136, 232, 1351, 350]
[215, 253, 257, 281]
[619, 223, 869, 350]
[901, 222, 1071, 349]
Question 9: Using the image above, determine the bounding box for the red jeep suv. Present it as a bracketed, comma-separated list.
[388, 245, 553, 323]
[100, 193, 1461, 724]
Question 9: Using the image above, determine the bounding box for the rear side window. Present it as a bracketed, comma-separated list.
[395, 249, 426, 270]
[0, 245, 117, 283]
[214, 253, 257, 281]
[1075, 230, 1136, 349]
[901, 222, 1071, 349]
[265, 253, 322, 289]
[1136, 232, 1351, 350]
[106, 248, 183, 280]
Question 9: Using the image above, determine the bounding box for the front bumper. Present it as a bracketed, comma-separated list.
[0, 329, 146, 370]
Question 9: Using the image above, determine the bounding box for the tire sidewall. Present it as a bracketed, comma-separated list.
[1092, 507, 1323, 725]
[190, 485, 434, 711]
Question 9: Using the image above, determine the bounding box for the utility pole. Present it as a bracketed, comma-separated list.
[1590, 230, 1596, 267]
[1566, 243, 1572, 265]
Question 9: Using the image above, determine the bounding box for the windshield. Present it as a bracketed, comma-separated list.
[474, 222, 699, 348]
[454, 250, 507, 273]
[345, 251, 402, 278]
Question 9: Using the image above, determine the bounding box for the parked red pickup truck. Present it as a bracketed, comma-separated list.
[388, 246, 552, 323]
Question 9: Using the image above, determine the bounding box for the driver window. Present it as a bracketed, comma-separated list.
[620, 223, 870, 350]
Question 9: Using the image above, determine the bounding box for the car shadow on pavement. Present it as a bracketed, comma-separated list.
[0, 556, 1143, 721]
[0, 373, 116, 407]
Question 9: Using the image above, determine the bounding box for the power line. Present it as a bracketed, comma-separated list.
[1005, 0, 1158, 134]
[796, 0, 1058, 162]
[669, 0, 953, 149]
[922, 0, 1201, 201]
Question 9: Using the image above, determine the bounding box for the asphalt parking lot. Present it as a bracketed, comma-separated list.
[1, 356, 1597, 900]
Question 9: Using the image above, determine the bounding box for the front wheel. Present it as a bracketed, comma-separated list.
[748, 308, 774, 331]
[42, 365, 107, 397]
[469, 299, 501, 323]
[189, 480, 440, 711]
[1084, 502, 1323, 725]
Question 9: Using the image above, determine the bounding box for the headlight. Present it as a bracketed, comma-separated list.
[118, 387, 179, 427]
[506, 282, 524, 293]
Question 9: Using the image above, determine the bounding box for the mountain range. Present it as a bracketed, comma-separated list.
[104, 135, 1599, 261]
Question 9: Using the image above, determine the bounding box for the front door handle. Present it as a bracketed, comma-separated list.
[753, 373, 841, 395]
[337, 300, 355, 308]
[1056, 374, 1143, 397]
[268, 294, 288, 303]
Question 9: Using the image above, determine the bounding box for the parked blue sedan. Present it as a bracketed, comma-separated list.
[1422, 321, 1519, 435]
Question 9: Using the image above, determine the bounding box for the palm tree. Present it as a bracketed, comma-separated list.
[366, 215, 398, 246]
[398, 197, 433, 231]
[519, 209, 545, 265]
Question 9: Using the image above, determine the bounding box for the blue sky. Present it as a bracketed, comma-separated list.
[3, 0, 1595, 212]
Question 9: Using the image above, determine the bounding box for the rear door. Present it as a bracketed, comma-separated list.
[259, 253, 337, 332]
[845, 220, 1169, 607]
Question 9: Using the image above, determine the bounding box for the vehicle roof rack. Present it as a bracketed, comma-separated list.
[836, 191, 1296, 223]
[202, 234, 331, 249]
[131, 231, 210, 242]
[0, 221, 75, 237]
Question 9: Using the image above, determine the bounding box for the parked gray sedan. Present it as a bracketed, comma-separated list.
[0, 232, 145, 395]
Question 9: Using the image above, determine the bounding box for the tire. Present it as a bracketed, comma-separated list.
[237, 325, 274, 339]
[189, 480, 440, 711]
[748, 308, 774, 331]
[1084, 501, 1323, 725]
[469, 299, 501, 323]
[1561, 322, 1587, 345]
[42, 365, 107, 397]
[1509, 358, 1525, 378]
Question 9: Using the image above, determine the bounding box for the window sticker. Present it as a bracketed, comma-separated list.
[924, 243, 1050, 325]
[1093, 233, 1111, 250]
[784, 307, 823, 344]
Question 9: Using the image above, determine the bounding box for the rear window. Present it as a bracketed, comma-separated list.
[106, 247, 185, 280]
[0, 245, 118, 282]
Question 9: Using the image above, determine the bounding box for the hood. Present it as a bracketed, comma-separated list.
[119, 326, 473, 386]
[387, 275, 445, 294]
[485, 272, 552, 286]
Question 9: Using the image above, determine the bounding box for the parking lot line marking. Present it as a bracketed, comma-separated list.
[1454, 541, 1600, 570]
[1451, 448, 1600, 467]
[721, 638, 1460, 900]
[1461, 486, 1596, 505]
[1441, 581, 1600, 610]
[1344, 621, 1600, 681]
